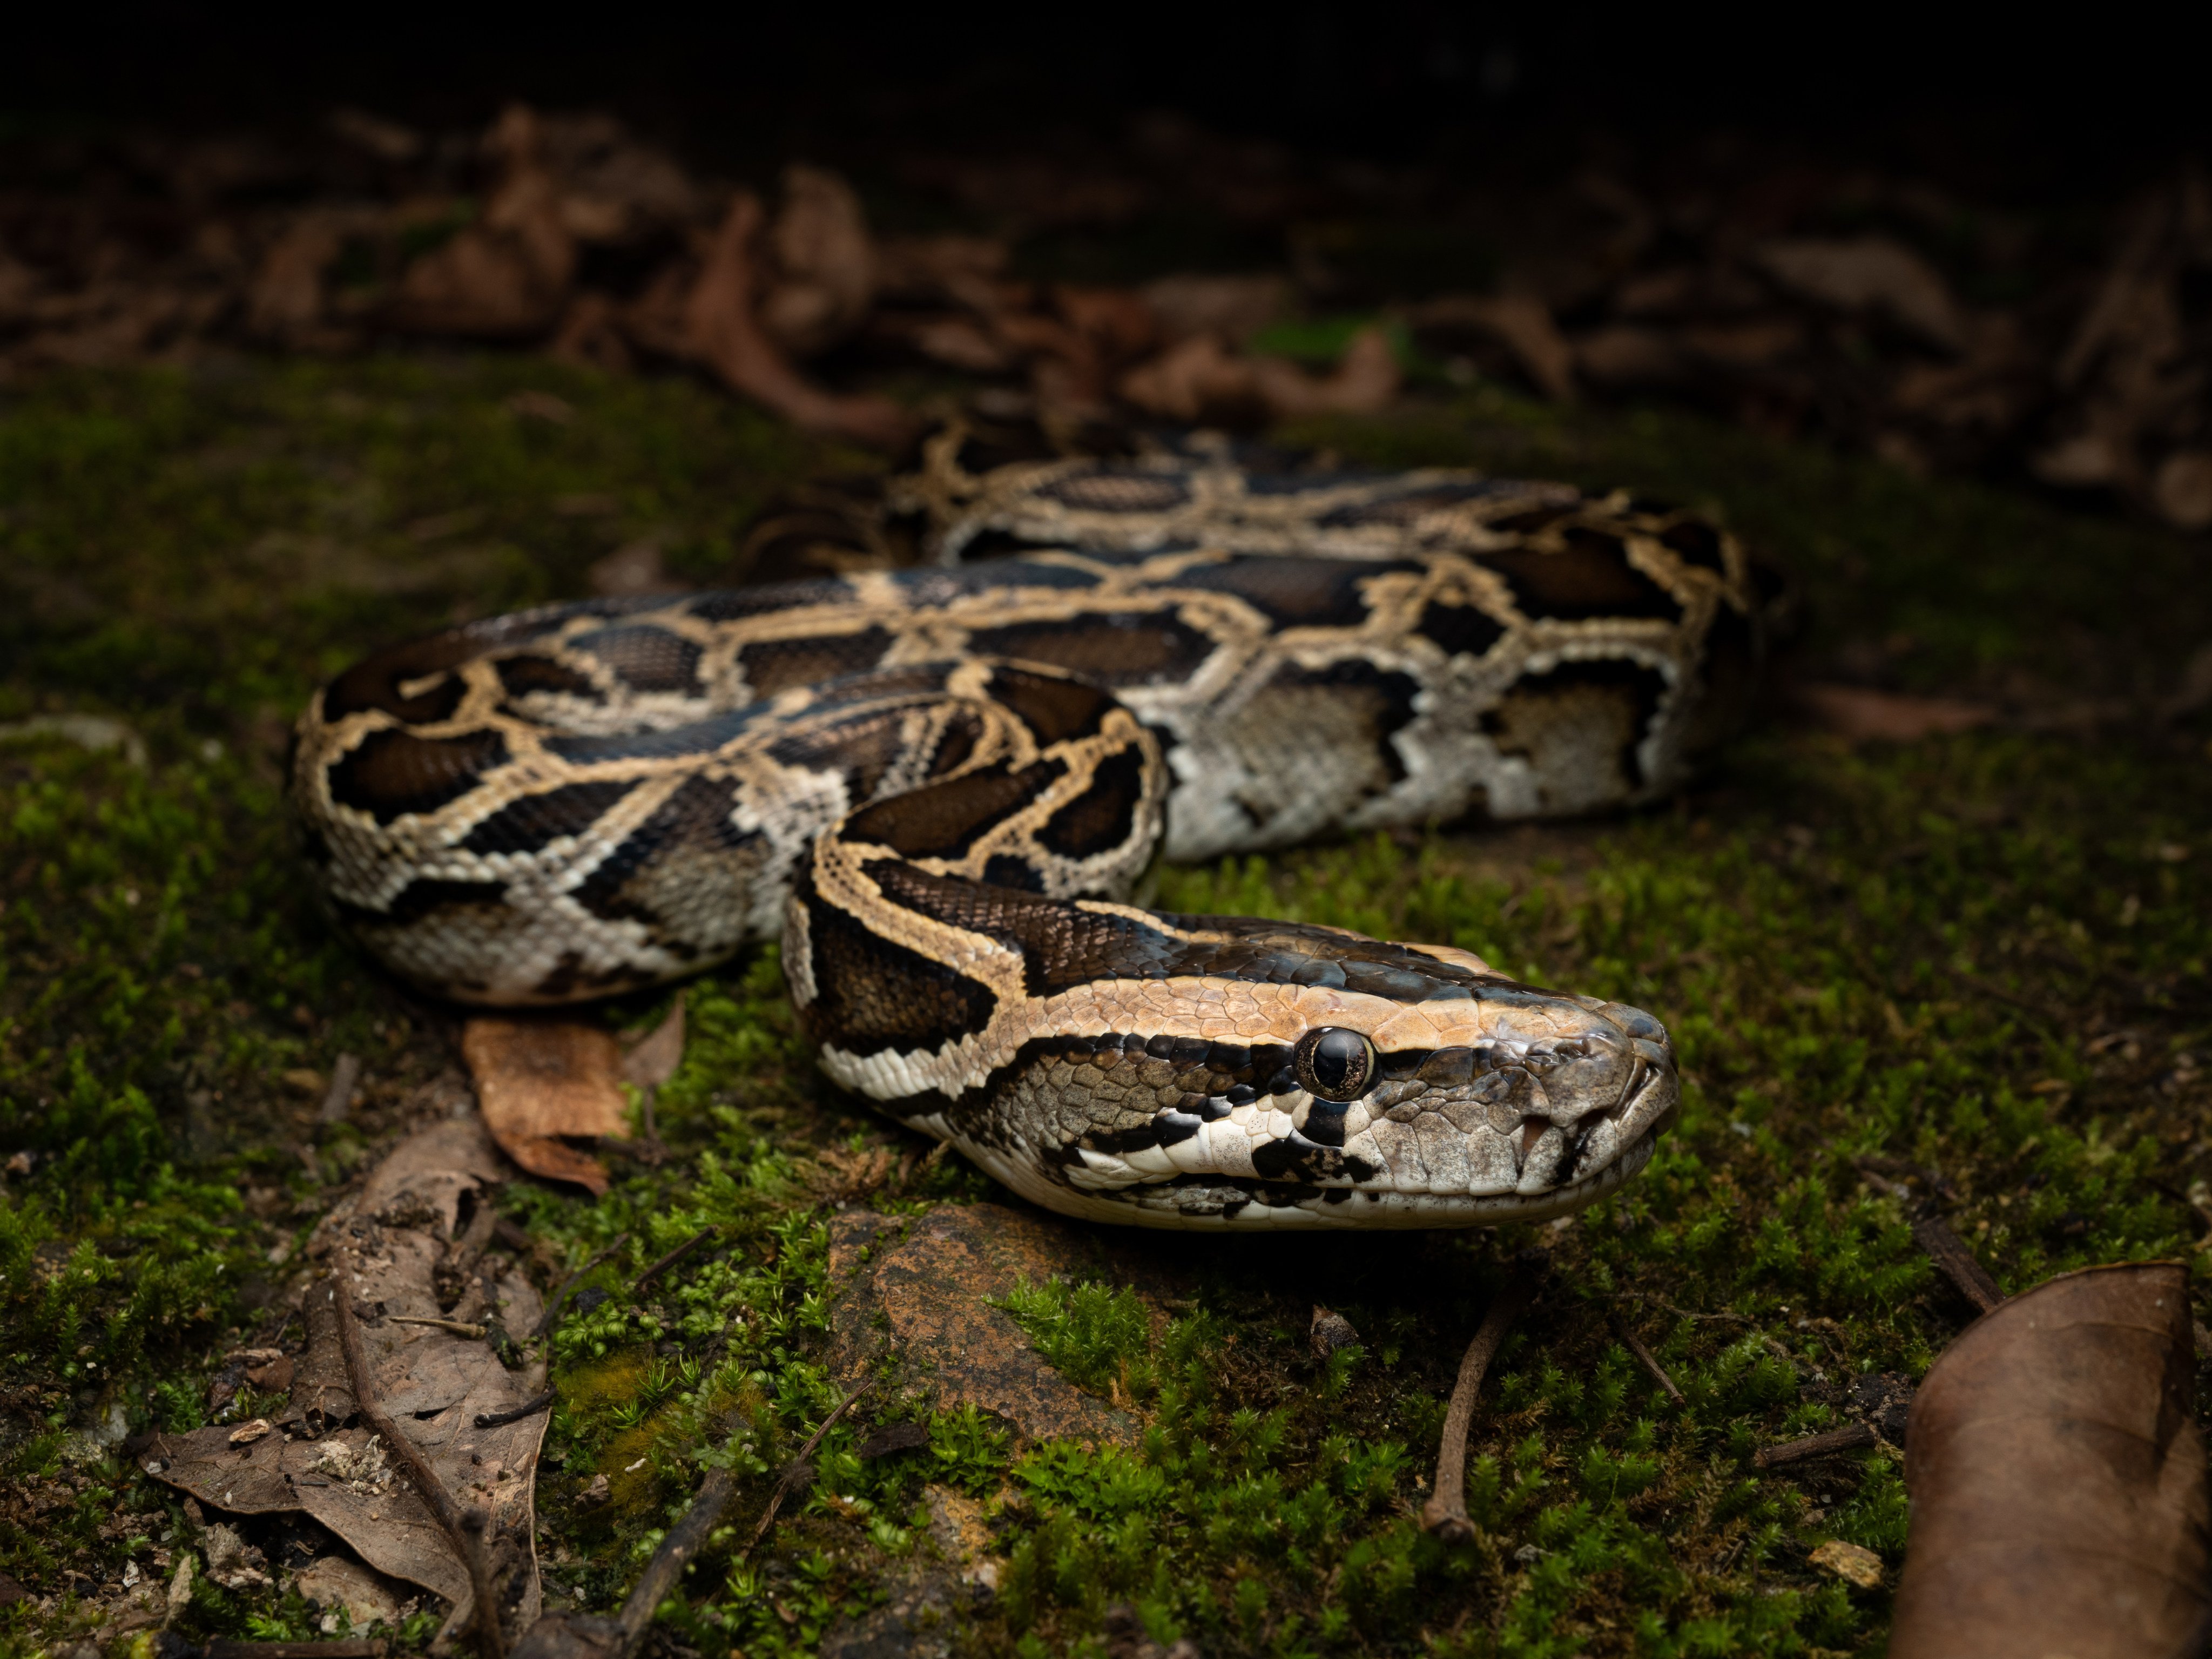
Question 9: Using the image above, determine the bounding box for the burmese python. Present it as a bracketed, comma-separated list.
[293, 424, 1763, 1229]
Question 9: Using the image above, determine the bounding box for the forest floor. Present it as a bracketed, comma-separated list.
[0, 356, 2208, 1658]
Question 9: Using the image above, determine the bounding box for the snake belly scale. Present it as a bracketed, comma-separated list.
[293, 431, 1761, 1229]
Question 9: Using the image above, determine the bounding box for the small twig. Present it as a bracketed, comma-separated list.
[1909, 1213, 2006, 1314]
[1421, 1269, 1539, 1543]
[330, 1273, 505, 1659]
[1752, 1421, 1880, 1469]
[1627, 1291, 1755, 1326]
[634, 1226, 717, 1293]
[389, 1316, 487, 1339]
[741, 1379, 876, 1559]
[534, 1233, 632, 1340]
[1609, 1316, 1687, 1406]
[316, 1054, 362, 1125]
[206, 1643, 386, 1659]
[475, 1388, 557, 1429]
[458, 1510, 506, 1659]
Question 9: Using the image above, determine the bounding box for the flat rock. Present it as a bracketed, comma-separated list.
[827, 1203, 1182, 1447]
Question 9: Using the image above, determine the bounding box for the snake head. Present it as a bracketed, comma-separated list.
[848, 901, 1680, 1231]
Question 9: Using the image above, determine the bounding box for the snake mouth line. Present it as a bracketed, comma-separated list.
[1041, 1128, 1664, 1232]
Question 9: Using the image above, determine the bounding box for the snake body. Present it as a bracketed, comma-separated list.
[294, 429, 1761, 1229]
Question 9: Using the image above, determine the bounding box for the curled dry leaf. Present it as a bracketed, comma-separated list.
[1411, 294, 1577, 402]
[152, 1118, 550, 1633]
[462, 1017, 630, 1195]
[683, 192, 915, 449]
[1755, 237, 1966, 352]
[758, 165, 878, 358]
[1120, 325, 1400, 424]
[1796, 682, 1998, 743]
[391, 105, 577, 337]
[1889, 1261, 2210, 1659]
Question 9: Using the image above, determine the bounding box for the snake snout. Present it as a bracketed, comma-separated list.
[1514, 1003, 1680, 1192]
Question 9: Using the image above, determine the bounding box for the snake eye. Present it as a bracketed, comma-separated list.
[1294, 1027, 1378, 1103]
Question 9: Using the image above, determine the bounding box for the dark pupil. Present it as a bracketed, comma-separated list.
[1309, 1029, 1369, 1097]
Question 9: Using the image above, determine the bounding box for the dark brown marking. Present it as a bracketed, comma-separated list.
[336, 874, 508, 929]
[1036, 745, 1148, 859]
[1314, 482, 1499, 527]
[737, 628, 894, 696]
[496, 654, 603, 703]
[795, 886, 1001, 1057]
[982, 665, 1118, 745]
[855, 862, 1540, 1006]
[1678, 603, 1758, 763]
[570, 773, 756, 923]
[963, 612, 1217, 685]
[326, 728, 510, 824]
[844, 758, 1067, 862]
[1660, 517, 1728, 574]
[1415, 598, 1508, 659]
[1171, 557, 1405, 628]
[459, 779, 639, 856]
[571, 626, 704, 694]
[1480, 534, 1682, 622]
[689, 581, 852, 622]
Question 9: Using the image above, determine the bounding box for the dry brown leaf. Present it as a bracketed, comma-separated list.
[1756, 237, 1965, 351]
[1247, 326, 1401, 419]
[758, 166, 878, 358]
[1412, 294, 1577, 401]
[1120, 325, 1399, 424]
[1118, 333, 1264, 423]
[462, 1019, 630, 1195]
[1890, 1262, 2210, 1659]
[1572, 323, 1685, 389]
[1797, 682, 1997, 742]
[682, 192, 915, 448]
[390, 106, 576, 338]
[2153, 450, 2212, 530]
[620, 993, 685, 1089]
[1140, 272, 1291, 346]
[152, 1118, 550, 1636]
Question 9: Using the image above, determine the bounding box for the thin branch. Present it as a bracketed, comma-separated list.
[1609, 1316, 1687, 1406]
[1421, 1270, 1539, 1543]
[503, 1380, 876, 1659]
[329, 1271, 505, 1659]
[633, 1226, 718, 1293]
[390, 1316, 487, 1338]
[1909, 1213, 2006, 1314]
[1626, 1291, 1755, 1325]
[1752, 1422, 1879, 1469]
[740, 1379, 876, 1559]
[475, 1388, 557, 1429]
[532, 1233, 631, 1340]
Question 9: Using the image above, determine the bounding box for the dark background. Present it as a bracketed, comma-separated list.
[8, 5, 2209, 202]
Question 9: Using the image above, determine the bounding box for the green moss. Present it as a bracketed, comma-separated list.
[2, 356, 2207, 1656]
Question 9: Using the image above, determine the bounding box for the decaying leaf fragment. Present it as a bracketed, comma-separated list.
[149, 1118, 550, 1641]
[1889, 1262, 2210, 1659]
[464, 1017, 631, 1193]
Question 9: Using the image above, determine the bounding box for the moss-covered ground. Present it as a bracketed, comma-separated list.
[0, 357, 2207, 1657]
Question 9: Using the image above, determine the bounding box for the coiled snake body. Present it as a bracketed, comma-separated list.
[294, 429, 1762, 1229]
